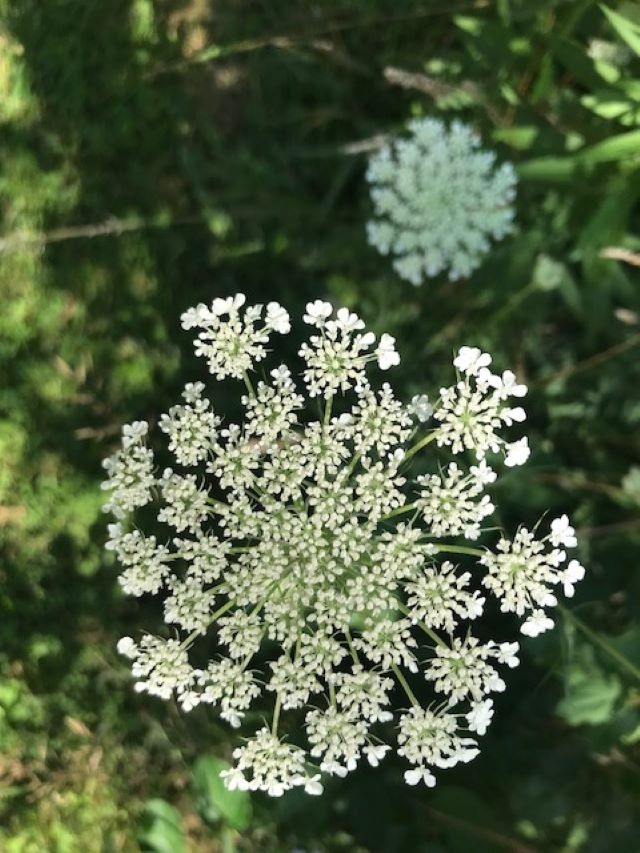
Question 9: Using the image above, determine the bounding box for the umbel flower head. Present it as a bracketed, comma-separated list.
[366, 118, 517, 285]
[104, 295, 583, 796]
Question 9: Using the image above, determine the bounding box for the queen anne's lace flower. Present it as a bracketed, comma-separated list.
[417, 462, 495, 539]
[398, 707, 479, 786]
[434, 348, 529, 463]
[159, 382, 220, 466]
[480, 527, 586, 636]
[366, 118, 517, 284]
[104, 295, 583, 795]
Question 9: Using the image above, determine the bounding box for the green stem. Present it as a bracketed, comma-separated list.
[397, 603, 446, 647]
[346, 450, 362, 477]
[434, 544, 485, 558]
[402, 430, 439, 464]
[324, 394, 333, 427]
[206, 497, 229, 513]
[490, 281, 536, 327]
[242, 370, 255, 397]
[559, 604, 640, 683]
[391, 663, 420, 708]
[345, 627, 361, 665]
[222, 827, 236, 853]
[179, 599, 235, 650]
[271, 693, 282, 735]
[380, 502, 418, 521]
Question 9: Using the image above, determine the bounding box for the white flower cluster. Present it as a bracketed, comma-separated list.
[366, 118, 517, 284]
[104, 295, 583, 796]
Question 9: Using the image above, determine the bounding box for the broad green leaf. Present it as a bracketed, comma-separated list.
[601, 4, 640, 56]
[139, 800, 186, 853]
[621, 719, 640, 744]
[581, 89, 640, 125]
[610, 625, 640, 668]
[191, 756, 252, 831]
[578, 176, 638, 251]
[531, 254, 578, 305]
[578, 128, 640, 162]
[516, 156, 581, 182]
[453, 15, 482, 35]
[531, 54, 555, 102]
[620, 77, 640, 99]
[493, 126, 538, 150]
[131, 0, 156, 42]
[556, 652, 622, 726]
[551, 35, 620, 86]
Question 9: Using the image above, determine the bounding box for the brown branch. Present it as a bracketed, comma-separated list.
[0, 215, 203, 254]
[341, 133, 389, 155]
[538, 332, 640, 387]
[575, 519, 640, 538]
[426, 806, 539, 853]
[535, 472, 625, 500]
[149, 3, 491, 78]
[384, 65, 480, 101]
[600, 246, 640, 268]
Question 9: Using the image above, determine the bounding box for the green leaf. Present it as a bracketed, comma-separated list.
[601, 4, 640, 56]
[191, 756, 252, 831]
[138, 800, 186, 853]
[578, 175, 640, 252]
[492, 126, 539, 150]
[516, 156, 582, 182]
[556, 650, 622, 726]
[581, 88, 640, 125]
[551, 35, 620, 87]
[453, 15, 483, 35]
[578, 128, 640, 163]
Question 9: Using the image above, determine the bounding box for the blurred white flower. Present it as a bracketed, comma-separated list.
[366, 118, 517, 284]
[409, 394, 433, 422]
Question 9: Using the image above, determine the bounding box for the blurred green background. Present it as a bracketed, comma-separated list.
[1, 0, 640, 850]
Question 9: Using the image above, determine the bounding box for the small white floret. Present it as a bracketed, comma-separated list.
[303, 300, 333, 326]
[550, 515, 578, 548]
[454, 346, 492, 376]
[466, 699, 494, 735]
[404, 767, 436, 787]
[504, 437, 530, 467]
[377, 334, 400, 370]
[266, 302, 291, 334]
[562, 559, 585, 597]
[116, 636, 137, 658]
[409, 394, 432, 422]
[521, 610, 555, 637]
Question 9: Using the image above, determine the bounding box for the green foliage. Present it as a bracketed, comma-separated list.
[139, 800, 186, 853]
[556, 646, 623, 726]
[191, 757, 252, 831]
[1, 0, 640, 850]
[601, 4, 640, 55]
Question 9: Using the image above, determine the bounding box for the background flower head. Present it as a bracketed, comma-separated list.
[366, 117, 517, 284]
